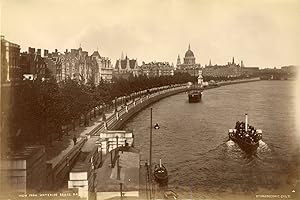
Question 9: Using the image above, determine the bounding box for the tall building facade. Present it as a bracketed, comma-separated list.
[114, 53, 139, 78]
[139, 61, 174, 77]
[20, 47, 48, 81]
[43, 48, 113, 84]
[1, 36, 21, 82]
[91, 51, 113, 83]
[203, 57, 243, 77]
[60, 47, 97, 84]
[44, 49, 63, 82]
[176, 44, 201, 77]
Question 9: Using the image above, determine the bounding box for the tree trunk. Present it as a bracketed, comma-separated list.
[58, 125, 62, 141]
[84, 114, 89, 127]
[72, 119, 76, 131]
[99, 106, 103, 116]
[41, 122, 46, 145]
[38, 123, 42, 144]
[49, 132, 53, 147]
[42, 121, 49, 146]
[64, 124, 69, 136]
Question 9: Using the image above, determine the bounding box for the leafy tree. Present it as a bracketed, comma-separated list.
[6, 71, 196, 148]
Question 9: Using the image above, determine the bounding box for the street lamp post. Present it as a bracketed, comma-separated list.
[150, 108, 152, 166]
[114, 97, 117, 112]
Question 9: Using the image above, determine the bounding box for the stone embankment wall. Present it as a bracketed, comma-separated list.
[46, 78, 261, 190]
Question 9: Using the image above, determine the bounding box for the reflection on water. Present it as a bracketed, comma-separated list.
[123, 81, 299, 199]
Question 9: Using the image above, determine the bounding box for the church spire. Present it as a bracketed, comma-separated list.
[121, 52, 124, 60]
[188, 44, 191, 50]
[209, 59, 212, 66]
[232, 57, 235, 64]
[177, 54, 181, 65]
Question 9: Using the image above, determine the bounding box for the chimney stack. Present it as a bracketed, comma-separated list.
[28, 47, 35, 54]
[44, 49, 49, 57]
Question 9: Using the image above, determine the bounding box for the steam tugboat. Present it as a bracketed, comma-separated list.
[153, 159, 168, 186]
[187, 64, 204, 103]
[228, 114, 262, 153]
[188, 89, 202, 103]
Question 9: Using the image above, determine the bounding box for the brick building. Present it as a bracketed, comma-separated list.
[91, 50, 113, 83]
[139, 61, 174, 77]
[20, 47, 48, 81]
[60, 47, 97, 84]
[114, 53, 139, 79]
[44, 49, 63, 82]
[1, 36, 21, 82]
[203, 57, 243, 78]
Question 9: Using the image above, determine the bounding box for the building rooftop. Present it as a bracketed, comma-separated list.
[184, 44, 194, 58]
[115, 57, 137, 70]
[92, 51, 101, 58]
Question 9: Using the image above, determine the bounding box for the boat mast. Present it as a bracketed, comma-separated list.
[149, 108, 153, 199]
[150, 108, 153, 170]
[194, 66, 196, 87]
[245, 113, 248, 132]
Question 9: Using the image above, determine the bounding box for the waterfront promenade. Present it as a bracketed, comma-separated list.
[45, 84, 188, 191]
[47, 77, 261, 164]
[45, 78, 261, 194]
[46, 84, 185, 162]
[46, 108, 117, 167]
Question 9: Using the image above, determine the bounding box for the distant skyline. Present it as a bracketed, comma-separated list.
[1, 0, 299, 68]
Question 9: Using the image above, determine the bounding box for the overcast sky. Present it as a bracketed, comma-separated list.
[1, 0, 299, 68]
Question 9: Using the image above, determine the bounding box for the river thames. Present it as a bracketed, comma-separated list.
[123, 80, 299, 199]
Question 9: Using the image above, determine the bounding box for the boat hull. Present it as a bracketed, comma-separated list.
[229, 134, 259, 153]
[188, 92, 202, 103]
[154, 174, 168, 186]
[228, 115, 262, 154]
[153, 164, 168, 186]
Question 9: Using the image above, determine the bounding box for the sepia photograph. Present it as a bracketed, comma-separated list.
[0, 0, 299, 199]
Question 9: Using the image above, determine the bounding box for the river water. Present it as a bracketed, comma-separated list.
[123, 81, 300, 199]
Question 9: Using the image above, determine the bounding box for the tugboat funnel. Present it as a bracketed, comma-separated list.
[160, 159, 162, 168]
[245, 113, 248, 132]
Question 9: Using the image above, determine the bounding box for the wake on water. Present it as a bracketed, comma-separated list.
[225, 139, 271, 152]
[257, 140, 271, 152]
[225, 139, 271, 161]
[226, 140, 235, 147]
[224, 139, 272, 166]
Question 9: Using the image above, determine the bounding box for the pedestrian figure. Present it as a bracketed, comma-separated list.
[73, 135, 77, 145]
